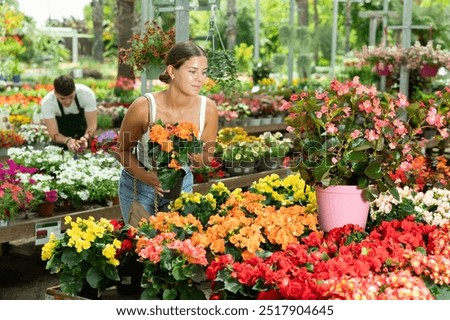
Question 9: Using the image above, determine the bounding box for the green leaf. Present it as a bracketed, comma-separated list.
[363, 188, 376, 202]
[352, 161, 368, 175]
[158, 169, 183, 190]
[346, 150, 367, 162]
[423, 277, 450, 300]
[312, 160, 331, 183]
[163, 288, 178, 300]
[103, 264, 120, 281]
[172, 265, 186, 281]
[364, 162, 382, 180]
[61, 248, 83, 268]
[388, 186, 400, 201]
[86, 266, 103, 288]
[188, 265, 207, 283]
[223, 278, 242, 294]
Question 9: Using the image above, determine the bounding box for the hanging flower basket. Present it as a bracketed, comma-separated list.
[145, 63, 166, 80]
[420, 64, 439, 78]
[375, 62, 392, 76]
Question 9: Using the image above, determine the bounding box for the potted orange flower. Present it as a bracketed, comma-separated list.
[148, 119, 203, 198]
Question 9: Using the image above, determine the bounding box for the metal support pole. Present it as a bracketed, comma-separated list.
[380, 0, 389, 92]
[330, 0, 338, 79]
[369, 18, 377, 46]
[399, 0, 412, 97]
[254, 0, 260, 62]
[72, 32, 78, 63]
[288, 0, 295, 84]
[175, 0, 190, 42]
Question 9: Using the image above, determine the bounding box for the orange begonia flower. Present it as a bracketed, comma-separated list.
[168, 158, 181, 170]
[161, 140, 173, 153]
[149, 124, 170, 145]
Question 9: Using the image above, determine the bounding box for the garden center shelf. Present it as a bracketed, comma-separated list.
[0, 167, 290, 246]
[219, 123, 287, 135]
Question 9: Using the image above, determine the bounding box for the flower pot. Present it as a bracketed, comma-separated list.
[153, 0, 175, 6]
[248, 117, 262, 126]
[145, 63, 166, 79]
[375, 62, 391, 76]
[117, 257, 144, 296]
[0, 218, 9, 228]
[106, 196, 120, 207]
[57, 199, 73, 212]
[420, 64, 438, 78]
[261, 116, 273, 125]
[37, 202, 55, 217]
[271, 115, 284, 124]
[12, 74, 21, 84]
[256, 156, 284, 172]
[0, 148, 8, 157]
[162, 170, 185, 200]
[315, 185, 370, 232]
[224, 160, 256, 176]
[79, 283, 101, 300]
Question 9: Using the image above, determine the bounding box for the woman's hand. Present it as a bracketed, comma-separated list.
[142, 170, 167, 197]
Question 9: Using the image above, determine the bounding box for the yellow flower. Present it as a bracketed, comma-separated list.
[102, 243, 116, 259]
[41, 233, 57, 261]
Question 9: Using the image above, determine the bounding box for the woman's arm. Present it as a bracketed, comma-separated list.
[114, 96, 165, 195]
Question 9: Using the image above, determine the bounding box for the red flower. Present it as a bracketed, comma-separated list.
[257, 290, 282, 300]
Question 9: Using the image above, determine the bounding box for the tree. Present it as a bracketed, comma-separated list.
[116, 0, 135, 80]
[91, 0, 104, 63]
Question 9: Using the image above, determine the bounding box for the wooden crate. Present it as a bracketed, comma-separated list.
[45, 285, 88, 300]
[45, 285, 140, 300]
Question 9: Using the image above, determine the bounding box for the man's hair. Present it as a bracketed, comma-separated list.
[53, 75, 76, 96]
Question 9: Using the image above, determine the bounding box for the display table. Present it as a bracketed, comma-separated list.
[0, 168, 291, 246]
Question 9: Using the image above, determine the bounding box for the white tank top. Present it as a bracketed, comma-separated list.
[136, 93, 206, 169]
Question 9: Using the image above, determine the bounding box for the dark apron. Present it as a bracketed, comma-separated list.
[56, 95, 87, 140]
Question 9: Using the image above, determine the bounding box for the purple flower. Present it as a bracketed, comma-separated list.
[44, 190, 58, 203]
[97, 130, 118, 143]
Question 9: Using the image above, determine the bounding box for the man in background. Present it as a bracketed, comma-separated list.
[41, 74, 97, 152]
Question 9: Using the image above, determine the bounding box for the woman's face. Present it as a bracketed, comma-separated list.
[173, 56, 208, 95]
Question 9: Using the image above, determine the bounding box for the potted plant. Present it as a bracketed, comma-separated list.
[0, 129, 26, 152]
[118, 20, 175, 78]
[148, 119, 204, 199]
[0, 159, 37, 222]
[219, 136, 266, 176]
[26, 172, 59, 217]
[135, 216, 208, 300]
[283, 77, 447, 231]
[110, 220, 143, 296]
[354, 45, 405, 76]
[17, 124, 51, 149]
[257, 131, 293, 171]
[404, 41, 450, 77]
[41, 216, 122, 298]
[191, 157, 225, 183]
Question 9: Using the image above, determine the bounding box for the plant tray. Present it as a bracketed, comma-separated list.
[45, 285, 88, 300]
[45, 285, 140, 300]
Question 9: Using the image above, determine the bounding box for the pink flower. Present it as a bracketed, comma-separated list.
[350, 130, 361, 139]
[364, 129, 379, 141]
[326, 123, 338, 134]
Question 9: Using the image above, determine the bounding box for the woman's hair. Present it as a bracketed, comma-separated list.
[159, 41, 207, 83]
[53, 75, 76, 96]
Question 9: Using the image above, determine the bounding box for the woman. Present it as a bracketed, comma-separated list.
[116, 41, 218, 222]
